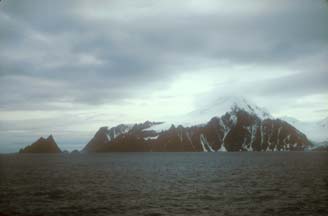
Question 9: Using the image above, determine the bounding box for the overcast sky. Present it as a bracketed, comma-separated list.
[0, 0, 327, 152]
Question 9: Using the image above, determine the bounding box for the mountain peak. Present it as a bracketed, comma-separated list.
[47, 134, 55, 141]
[187, 96, 271, 124]
[230, 98, 271, 119]
[19, 135, 61, 153]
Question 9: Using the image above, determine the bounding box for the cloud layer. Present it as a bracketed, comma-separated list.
[0, 0, 328, 152]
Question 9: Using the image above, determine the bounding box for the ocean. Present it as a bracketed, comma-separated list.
[0, 152, 327, 216]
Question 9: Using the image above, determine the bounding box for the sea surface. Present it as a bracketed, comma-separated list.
[0, 152, 327, 216]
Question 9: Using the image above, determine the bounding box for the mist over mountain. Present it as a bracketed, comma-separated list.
[281, 116, 328, 144]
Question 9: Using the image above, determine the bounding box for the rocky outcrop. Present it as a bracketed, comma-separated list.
[83, 106, 311, 152]
[19, 135, 62, 153]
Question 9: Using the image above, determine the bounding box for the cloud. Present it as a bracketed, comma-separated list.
[254, 71, 328, 97]
[1, 0, 328, 108]
[0, 0, 328, 152]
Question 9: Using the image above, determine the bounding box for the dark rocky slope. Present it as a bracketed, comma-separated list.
[19, 135, 62, 153]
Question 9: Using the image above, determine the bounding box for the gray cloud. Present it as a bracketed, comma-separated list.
[1, 0, 328, 110]
[1, 0, 328, 152]
[248, 71, 328, 97]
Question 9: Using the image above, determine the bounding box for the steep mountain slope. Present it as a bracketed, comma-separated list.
[19, 135, 62, 153]
[83, 121, 162, 152]
[83, 99, 311, 152]
[282, 117, 328, 143]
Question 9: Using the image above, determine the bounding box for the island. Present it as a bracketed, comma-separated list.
[19, 135, 62, 153]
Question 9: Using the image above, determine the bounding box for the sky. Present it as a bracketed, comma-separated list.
[0, 0, 328, 152]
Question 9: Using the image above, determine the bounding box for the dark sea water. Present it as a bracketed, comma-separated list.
[0, 152, 327, 216]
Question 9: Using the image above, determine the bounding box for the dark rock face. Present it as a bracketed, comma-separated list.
[19, 135, 61, 153]
[83, 107, 311, 152]
[83, 127, 109, 152]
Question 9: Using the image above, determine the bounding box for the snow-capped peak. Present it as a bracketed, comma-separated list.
[228, 97, 271, 119]
[188, 96, 271, 121]
[145, 96, 272, 133]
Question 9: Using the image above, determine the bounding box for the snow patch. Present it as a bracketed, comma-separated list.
[218, 144, 227, 152]
[219, 118, 232, 148]
[200, 134, 214, 152]
[145, 122, 172, 133]
[144, 135, 159, 141]
[106, 133, 111, 142]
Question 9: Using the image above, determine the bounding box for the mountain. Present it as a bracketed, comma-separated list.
[83, 98, 311, 152]
[83, 121, 162, 152]
[281, 116, 328, 143]
[311, 141, 328, 151]
[19, 135, 62, 153]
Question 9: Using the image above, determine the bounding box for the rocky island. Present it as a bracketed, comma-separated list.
[19, 135, 62, 153]
[83, 99, 312, 152]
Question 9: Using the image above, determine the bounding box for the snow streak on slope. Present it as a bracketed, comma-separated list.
[106, 124, 134, 141]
